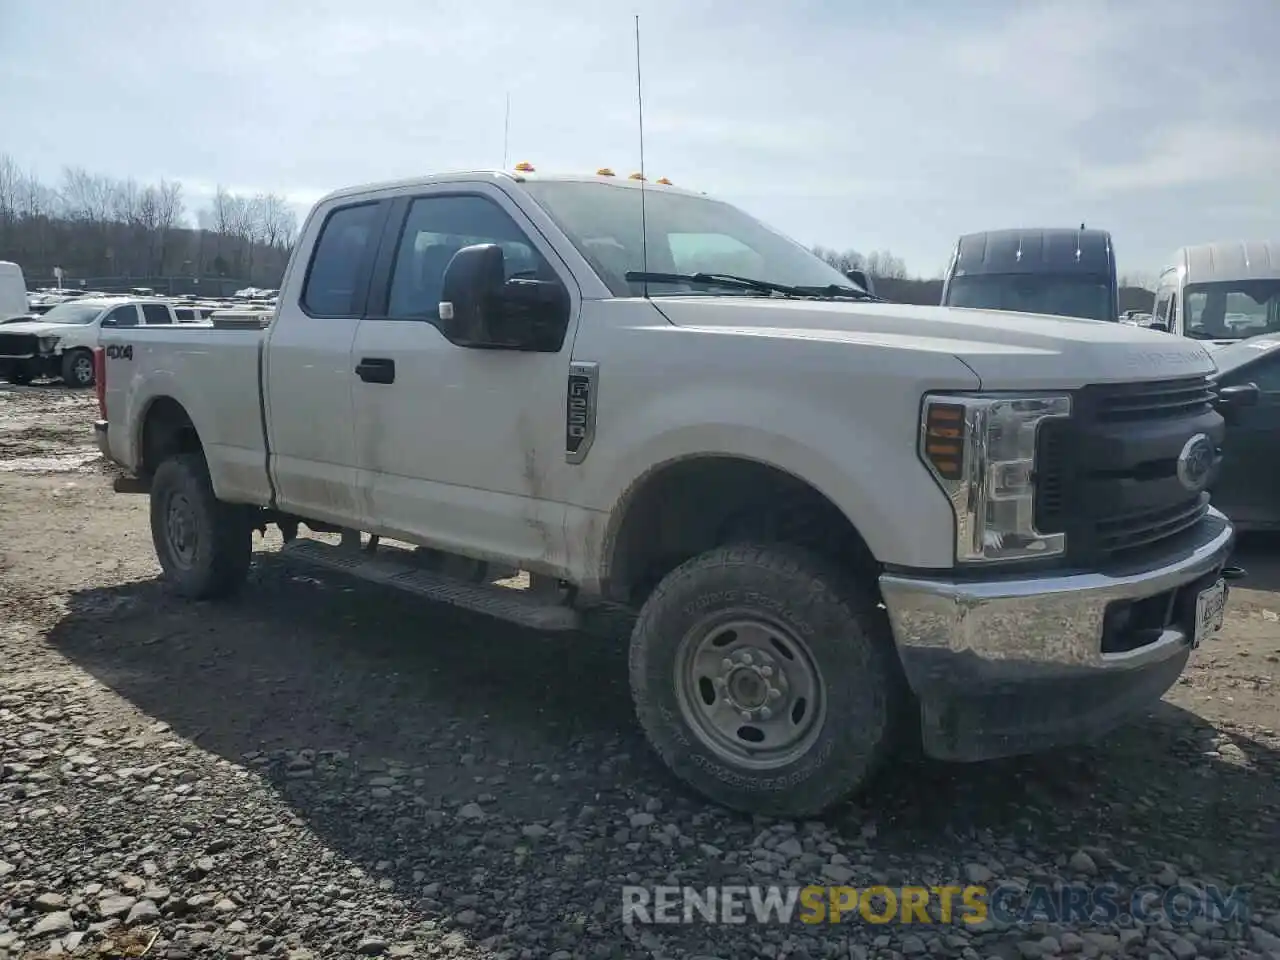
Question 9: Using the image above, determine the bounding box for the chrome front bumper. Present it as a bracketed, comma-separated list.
[878, 507, 1235, 760]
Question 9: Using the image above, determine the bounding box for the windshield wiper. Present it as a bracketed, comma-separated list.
[624, 271, 807, 297]
[795, 283, 886, 303]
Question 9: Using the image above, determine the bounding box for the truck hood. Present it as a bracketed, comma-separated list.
[653, 298, 1218, 389]
[0, 320, 79, 337]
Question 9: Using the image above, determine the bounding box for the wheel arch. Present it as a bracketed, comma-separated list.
[137, 395, 204, 479]
[601, 452, 882, 607]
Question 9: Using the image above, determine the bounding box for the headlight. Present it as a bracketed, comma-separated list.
[37, 336, 60, 354]
[920, 393, 1071, 563]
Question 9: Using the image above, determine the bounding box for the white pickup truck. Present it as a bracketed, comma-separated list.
[93, 169, 1242, 817]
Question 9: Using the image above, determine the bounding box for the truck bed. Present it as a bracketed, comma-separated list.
[98, 323, 272, 505]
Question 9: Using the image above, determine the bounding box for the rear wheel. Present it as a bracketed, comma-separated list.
[61, 349, 95, 388]
[629, 543, 902, 817]
[150, 453, 252, 599]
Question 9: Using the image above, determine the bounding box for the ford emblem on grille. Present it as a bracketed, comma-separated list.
[1176, 433, 1215, 492]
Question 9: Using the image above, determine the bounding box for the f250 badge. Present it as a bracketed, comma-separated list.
[105, 344, 133, 360]
[565, 361, 599, 465]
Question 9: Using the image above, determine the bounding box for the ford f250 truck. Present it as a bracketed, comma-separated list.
[93, 169, 1241, 817]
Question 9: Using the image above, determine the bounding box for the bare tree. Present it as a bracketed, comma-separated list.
[153, 180, 184, 274]
[59, 167, 113, 223]
[865, 250, 907, 280]
[812, 245, 867, 274]
[255, 192, 296, 250]
[0, 155, 20, 224]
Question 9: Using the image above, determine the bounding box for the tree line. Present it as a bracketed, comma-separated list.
[0, 155, 1152, 308]
[811, 246, 910, 281]
[0, 154, 298, 288]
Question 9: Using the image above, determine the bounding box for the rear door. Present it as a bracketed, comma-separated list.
[264, 197, 390, 528]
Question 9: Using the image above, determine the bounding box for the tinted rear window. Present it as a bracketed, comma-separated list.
[302, 202, 381, 316]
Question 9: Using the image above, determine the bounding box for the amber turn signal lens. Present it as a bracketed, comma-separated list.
[924, 403, 966, 480]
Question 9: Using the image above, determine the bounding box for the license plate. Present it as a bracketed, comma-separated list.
[1192, 579, 1227, 648]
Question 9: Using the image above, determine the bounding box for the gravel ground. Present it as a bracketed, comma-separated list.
[1, 382, 1278, 960]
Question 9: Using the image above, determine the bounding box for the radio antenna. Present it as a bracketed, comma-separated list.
[635, 14, 649, 298]
[502, 92, 511, 170]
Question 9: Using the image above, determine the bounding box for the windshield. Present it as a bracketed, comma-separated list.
[521, 180, 855, 297]
[944, 274, 1114, 322]
[1185, 280, 1280, 341]
[34, 302, 106, 324]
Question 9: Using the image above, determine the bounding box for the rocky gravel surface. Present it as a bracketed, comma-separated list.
[1, 383, 1279, 959]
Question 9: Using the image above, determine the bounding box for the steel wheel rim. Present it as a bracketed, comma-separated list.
[674, 612, 827, 770]
[73, 355, 93, 384]
[165, 492, 199, 569]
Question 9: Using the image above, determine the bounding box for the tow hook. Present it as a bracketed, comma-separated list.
[1222, 566, 1247, 582]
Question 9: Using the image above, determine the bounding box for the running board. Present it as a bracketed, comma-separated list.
[279, 537, 583, 632]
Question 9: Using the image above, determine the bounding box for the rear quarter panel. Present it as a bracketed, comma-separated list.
[101, 327, 269, 504]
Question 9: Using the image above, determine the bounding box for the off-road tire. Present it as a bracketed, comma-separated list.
[60, 349, 95, 388]
[150, 453, 252, 600]
[629, 543, 902, 817]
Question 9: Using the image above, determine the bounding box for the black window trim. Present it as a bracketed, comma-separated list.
[299, 198, 391, 320]
[363, 189, 570, 325]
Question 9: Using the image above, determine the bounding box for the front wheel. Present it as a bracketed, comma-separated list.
[150, 453, 252, 599]
[629, 543, 902, 817]
[61, 349, 95, 388]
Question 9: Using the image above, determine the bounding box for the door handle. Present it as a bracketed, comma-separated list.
[356, 357, 395, 384]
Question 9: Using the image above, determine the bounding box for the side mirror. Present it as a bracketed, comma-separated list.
[438, 244, 505, 347]
[1216, 382, 1260, 411]
[438, 243, 570, 351]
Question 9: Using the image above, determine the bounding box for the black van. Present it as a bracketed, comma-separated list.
[940, 227, 1119, 323]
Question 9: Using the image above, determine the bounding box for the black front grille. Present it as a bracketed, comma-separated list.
[1034, 375, 1222, 564]
[1094, 494, 1210, 555]
[1093, 376, 1217, 423]
[0, 333, 39, 357]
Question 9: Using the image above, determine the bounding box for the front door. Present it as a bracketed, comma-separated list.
[351, 185, 583, 569]
[1213, 351, 1280, 528]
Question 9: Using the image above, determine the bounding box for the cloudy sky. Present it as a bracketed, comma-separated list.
[1, 0, 1276, 279]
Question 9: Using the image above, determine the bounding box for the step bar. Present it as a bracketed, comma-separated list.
[279, 537, 584, 632]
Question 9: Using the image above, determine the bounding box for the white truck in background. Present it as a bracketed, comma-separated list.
[0, 296, 199, 386]
[93, 169, 1243, 816]
[0, 261, 30, 323]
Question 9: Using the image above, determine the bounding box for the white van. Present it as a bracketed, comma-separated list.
[0, 262, 30, 322]
[1151, 241, 1280, 344]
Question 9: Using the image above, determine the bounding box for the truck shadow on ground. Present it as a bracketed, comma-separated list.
[1230, 533, 1280, 594]
[45, 551, 1280, 898]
